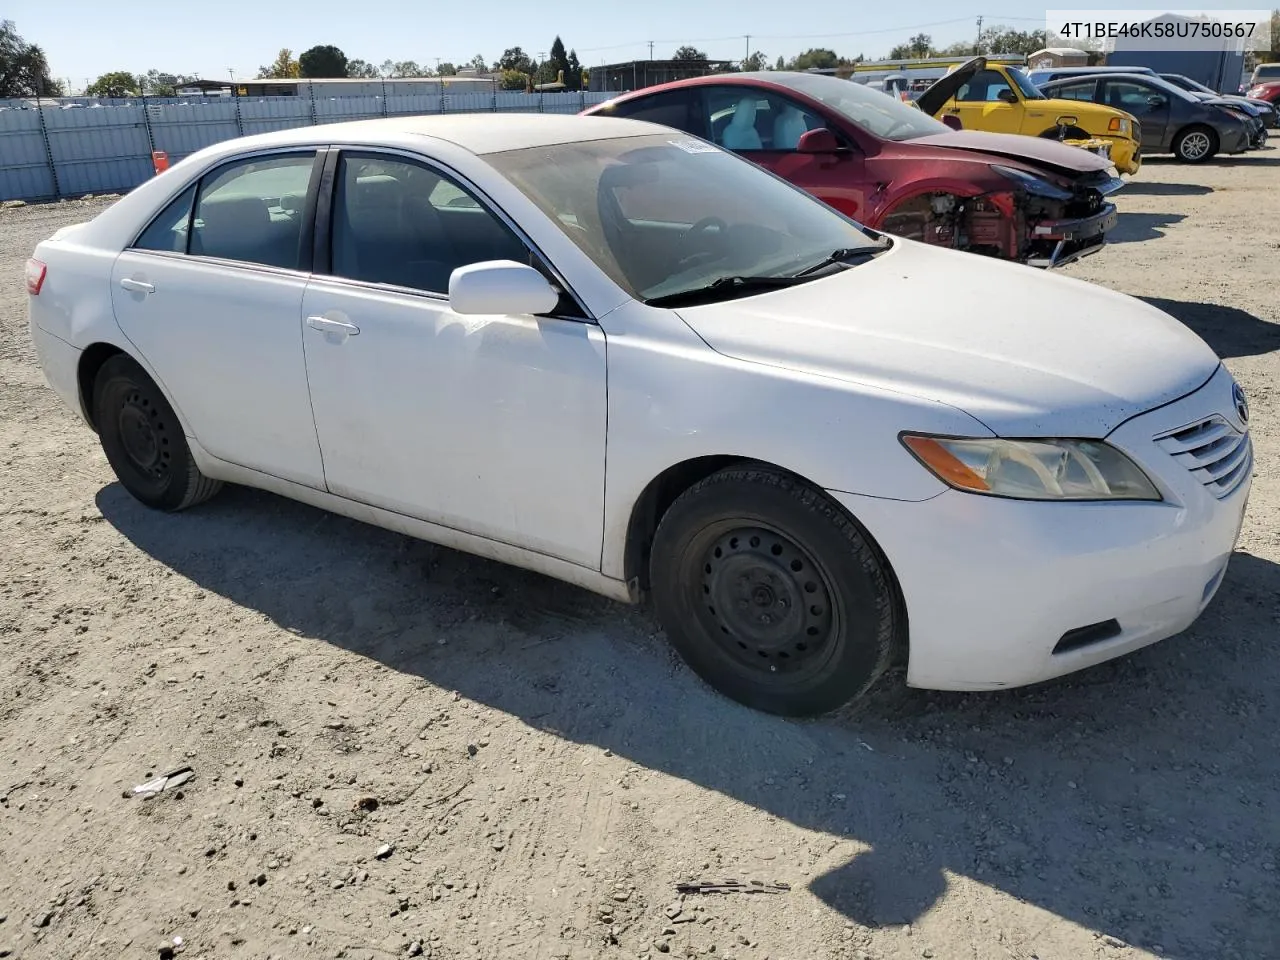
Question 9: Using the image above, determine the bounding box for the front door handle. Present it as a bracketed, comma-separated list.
[306, 316, 361, 337]
[119, 278, 155, 294]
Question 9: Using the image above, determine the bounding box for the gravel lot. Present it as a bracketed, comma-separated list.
[2, 153, 1278, 960]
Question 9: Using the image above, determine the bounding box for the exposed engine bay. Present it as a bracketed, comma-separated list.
[876, 180, 1117, 269]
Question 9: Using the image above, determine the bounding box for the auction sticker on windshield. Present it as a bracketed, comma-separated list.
[668, 138, 719, 154]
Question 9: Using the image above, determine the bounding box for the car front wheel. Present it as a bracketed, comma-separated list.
[1173, 125, 1217, 162]
[93, 354, 223, 511]
[649, 465, 900, 717]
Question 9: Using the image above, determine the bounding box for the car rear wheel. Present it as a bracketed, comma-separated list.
[1173, 125, 1217, 162]
[649, 465, 900, 717]
[93, 354, 223, 511]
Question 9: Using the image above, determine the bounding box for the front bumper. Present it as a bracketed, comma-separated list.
[1105, 135, 1141, 174]
[1223, 124, 1253, 154]
[1025, 202, 1118, 269]
[828, 365, 1251, 692]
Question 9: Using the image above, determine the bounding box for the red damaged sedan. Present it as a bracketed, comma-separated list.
[582, 72, 1124, 268]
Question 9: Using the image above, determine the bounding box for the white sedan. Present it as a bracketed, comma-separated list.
[27, 114, 1251, 716]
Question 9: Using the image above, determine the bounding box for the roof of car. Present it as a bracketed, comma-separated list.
[209, 113, 660, 156]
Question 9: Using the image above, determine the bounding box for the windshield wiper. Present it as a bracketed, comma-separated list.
[644, 274, 810, 308]
[792, 239, 893, 278]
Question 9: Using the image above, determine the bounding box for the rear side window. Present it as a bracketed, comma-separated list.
[1050, 80, 1098, 102]
[606, 90, 704, 136]
[190, 153, 316, 269]
[134, 184, 197, 253]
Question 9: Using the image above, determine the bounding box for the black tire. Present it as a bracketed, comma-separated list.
[649, 465, 900, 717]
[92, 354, 222, 511]
[1172, 125, 1218, 163]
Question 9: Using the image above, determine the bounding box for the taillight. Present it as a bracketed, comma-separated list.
[25, 258, 47, 296]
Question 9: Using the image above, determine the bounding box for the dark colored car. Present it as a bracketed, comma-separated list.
[581, 72, 1123, 268]
[1039, 73, 1255, 162]
[1158, 73, 1277, 133]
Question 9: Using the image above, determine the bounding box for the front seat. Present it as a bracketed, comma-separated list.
[773, 105, 810, 149]
[721, 98, 763, 150]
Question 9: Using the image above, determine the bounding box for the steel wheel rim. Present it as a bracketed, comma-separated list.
[1182, 132, 1211, 159]
[117, 389, 171, 482]
[695, 524, 839, 682]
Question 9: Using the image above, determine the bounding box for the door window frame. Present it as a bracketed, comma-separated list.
[313, 146, 592, 322]
[126, 146, 326, 276]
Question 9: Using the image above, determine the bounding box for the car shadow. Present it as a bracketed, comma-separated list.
[96, 483, 1280, 958]
[1108, 211, 1186, 243]
[1116, 181, 1213, 196]
[1142, 297, 1280, 359]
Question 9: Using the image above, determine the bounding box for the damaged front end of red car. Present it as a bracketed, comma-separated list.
[875, 167, 1122, 269]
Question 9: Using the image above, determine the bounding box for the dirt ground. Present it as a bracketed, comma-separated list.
[2, 152, 1278, 960]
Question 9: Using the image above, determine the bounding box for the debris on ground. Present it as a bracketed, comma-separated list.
[128, 767, 194, 798]
[675, 879, 791, 895]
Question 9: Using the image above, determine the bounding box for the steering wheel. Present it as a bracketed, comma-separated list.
[674, 217, 728, 270]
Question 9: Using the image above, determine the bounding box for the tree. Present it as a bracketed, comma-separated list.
[86, 70, 140, 98]
[0, 20, 62, 97]
[789, 48, 839, 71]
[257, 48, 299, 79]
[500, 68, 528, 90]
[497, 47, 534, 73]
[467, 54, 488, 72]
[346, 59, 380, 79]
[436, 62, 458, 76]
[888, 44, 911, 59]
[566, 49, 582, 90]
[549, 35, 569, 76]
[775, 55, 785, 70]
[742, 51, 769, 71]
[140, 70, 196, 97]
[673, 46, 708, 61]
[908, 33, 934, 57]
[299, 44, 348, 79]
[979, 26, 1047, 56]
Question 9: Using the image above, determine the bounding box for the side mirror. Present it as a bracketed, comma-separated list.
[796, 127, 840, 153]
[942, 114, 963, 130]
[1146, 94, 1166, 107]
[448, 260, 560, 316]
[997, 88, 1019, 104]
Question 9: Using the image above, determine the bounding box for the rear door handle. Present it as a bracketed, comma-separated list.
[306, 315, 361, 336]
[119, 278, 154, 294]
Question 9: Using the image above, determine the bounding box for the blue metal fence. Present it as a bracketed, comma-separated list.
[0, 91, 614, 202]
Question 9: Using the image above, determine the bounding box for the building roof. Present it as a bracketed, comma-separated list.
[215, 113, 657, 155]
[242, 76, 495, 86]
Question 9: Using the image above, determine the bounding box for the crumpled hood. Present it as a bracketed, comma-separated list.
[673, 241, 1220, 437]
[908, 130, 1115, 176]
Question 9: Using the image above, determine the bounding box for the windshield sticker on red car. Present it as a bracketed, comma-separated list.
[668, 138, 719, 154]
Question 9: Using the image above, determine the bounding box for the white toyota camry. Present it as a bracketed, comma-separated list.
[27, 114, 1251, 716]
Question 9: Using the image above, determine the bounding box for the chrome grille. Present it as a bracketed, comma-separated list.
[1155, 415, 1252, 499]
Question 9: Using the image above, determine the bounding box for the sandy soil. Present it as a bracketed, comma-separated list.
[1, 153, 1278, 960]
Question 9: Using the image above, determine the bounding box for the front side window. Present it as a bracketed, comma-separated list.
[488, 133, 881, 303]
[329, 153, 530, 294]
[1103, 81, 1166, 114]
[956, 70, 1016, 103]
[703, 87, 828, 151]
[190, 153, 316, 269]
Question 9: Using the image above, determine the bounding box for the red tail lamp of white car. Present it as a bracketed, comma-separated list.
[27, 114, 1251, 716]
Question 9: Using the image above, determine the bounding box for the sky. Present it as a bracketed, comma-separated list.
[9, 0, 1266, 90]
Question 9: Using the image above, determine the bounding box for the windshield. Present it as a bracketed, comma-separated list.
[488, 133, 881, 303]
[1255, 65, 1280, 81]
[1006, 67, 1046, 100]
[771, 73, 953, 140]
[1167, 74, 1215, 94]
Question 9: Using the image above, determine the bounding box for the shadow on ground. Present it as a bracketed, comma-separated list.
[97, 483, 1280, 959]
[1108, 211, 1186, 243]
[1144, 297, 1280, 359]
[1117, 182, 1213, 197]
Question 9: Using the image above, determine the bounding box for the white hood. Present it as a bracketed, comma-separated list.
[673, 241, 1220, 437]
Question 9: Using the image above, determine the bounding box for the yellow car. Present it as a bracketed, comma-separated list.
[916, 58, 1142, 175]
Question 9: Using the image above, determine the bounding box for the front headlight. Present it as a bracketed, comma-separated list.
[990, 164, 1073, 201]
[901, 435, 1162, 501]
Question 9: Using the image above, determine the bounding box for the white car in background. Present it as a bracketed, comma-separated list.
[26, 115, 1252, 716]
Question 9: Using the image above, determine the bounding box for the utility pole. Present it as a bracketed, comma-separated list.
[975, 16, 984, 55]
[648, 40, 654, 60]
